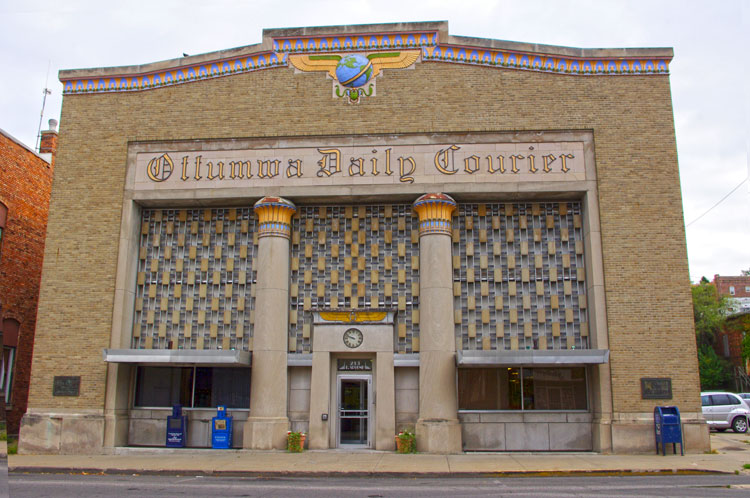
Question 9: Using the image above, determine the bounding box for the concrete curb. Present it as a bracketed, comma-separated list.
[8, 467, 730, 478]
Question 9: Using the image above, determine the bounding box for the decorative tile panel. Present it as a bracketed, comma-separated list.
[133, 208, 257, 350]
[453, 202, 588, 351]
[290, 205, 419, 353]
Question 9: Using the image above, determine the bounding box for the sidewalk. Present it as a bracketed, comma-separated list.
[8, 433, 750, 477]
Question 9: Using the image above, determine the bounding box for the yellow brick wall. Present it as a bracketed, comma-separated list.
[29, 61, 699, 414]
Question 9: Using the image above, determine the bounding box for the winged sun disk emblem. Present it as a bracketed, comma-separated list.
[289, 51, 420, 88]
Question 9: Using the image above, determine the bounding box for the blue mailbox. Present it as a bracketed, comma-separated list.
[166, 405, 188, 448]
[654, 406, 683, 455]
[211, 405, 233, 449]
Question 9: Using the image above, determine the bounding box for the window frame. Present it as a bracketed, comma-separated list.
[0, 201, 7, 262]
[1, 345, 16, 406]
[457, 366, 589, 412]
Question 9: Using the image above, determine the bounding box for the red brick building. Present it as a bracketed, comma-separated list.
[712, 275, 750, 375]
[0, 121, 57, 435]
[714, 275, 750, 305]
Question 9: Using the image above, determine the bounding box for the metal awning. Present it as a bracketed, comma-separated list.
[394, 353, 420, 367]
[287, 353, 312, 367]
[457, 349, 609, 367]
[102, 349, 251, 365]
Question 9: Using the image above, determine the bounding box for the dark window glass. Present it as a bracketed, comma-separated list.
[194, 367, 250, 408]
[729, 395, 741, 405]
[457, 368, 521, 410]
[458, 367, 587, 411]
[525, 368, 587, 410]
[711, 394, 731, 406]
[134, 366, 250, 408]
[1, 346, 16, 404]
[0, 201, 6, 262]
[701, 395, 711, 406]
[134, 366, 193, 407]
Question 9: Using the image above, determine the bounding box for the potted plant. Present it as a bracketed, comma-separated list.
[287, 430, 306, 452]
[395, 429, 416, 453]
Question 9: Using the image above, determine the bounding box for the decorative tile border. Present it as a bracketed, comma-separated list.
[273, 30, 438, 53]
[60, 28, 671, 95]
[62, 51, 285, 94]
[422, 44, 669, 75]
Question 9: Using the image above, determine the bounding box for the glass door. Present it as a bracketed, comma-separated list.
[337, 375, 371, 447]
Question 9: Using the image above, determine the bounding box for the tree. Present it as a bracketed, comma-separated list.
[698, 344, 732, 390]
[731, 314, 750, 361]
[692, 282, 729, 347]
[741, 268, 750, 277]
[692, 282, 732, 388]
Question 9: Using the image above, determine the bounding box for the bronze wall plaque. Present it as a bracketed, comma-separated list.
[53, 376, 81, 396]
[641, 378, 672, 399]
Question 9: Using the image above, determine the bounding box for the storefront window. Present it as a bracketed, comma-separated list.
[193, 367, 251, 408]
[1, 346, 15, 404]
[134, 366, 250, 409]
[0, 201, 7, 262]
[1, 317, 19, 405]
[458, 367, 587, 411]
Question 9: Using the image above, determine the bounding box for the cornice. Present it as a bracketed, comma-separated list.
[59, 21, 672, 95]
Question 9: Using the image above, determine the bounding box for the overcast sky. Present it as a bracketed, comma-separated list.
[1, 0, 747, 282]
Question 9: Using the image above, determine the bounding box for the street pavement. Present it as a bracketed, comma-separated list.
[8, 432, 750, 477]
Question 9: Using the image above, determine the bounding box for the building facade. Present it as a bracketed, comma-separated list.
[714, 275, 750, 316]
[0, 122, 57, 435]
[712, 275, 750, 375]
[19, 22, 707, 454]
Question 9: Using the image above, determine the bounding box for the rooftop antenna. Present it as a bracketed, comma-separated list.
[36, 60, 52, 153]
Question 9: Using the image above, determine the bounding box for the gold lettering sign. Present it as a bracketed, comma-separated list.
[146, 153, 174, 182]
[137, 141, 584, 190]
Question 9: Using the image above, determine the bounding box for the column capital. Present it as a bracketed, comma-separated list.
[413, 193, 457, 236]
[254, 196, 296, 239]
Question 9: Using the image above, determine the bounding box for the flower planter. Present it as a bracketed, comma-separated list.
[287, 431, 306, 452]
[395, 431, 416, 453]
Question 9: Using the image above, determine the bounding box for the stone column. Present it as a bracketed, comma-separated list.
[243, 197, 296, 450]
[412, 193, 462, 453]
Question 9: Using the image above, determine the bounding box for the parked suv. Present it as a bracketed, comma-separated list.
[701, 392, 750, 433]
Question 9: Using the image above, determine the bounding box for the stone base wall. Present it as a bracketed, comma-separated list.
[611, 412, 709, 454]
[129, 409, 249, 448]
[459, 412, 593, 451]
[18, 410, 104, 454]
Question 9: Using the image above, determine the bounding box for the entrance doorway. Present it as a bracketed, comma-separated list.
[337, 375, 372, 448]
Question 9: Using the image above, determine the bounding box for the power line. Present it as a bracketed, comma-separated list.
[686, 176, 749, 227]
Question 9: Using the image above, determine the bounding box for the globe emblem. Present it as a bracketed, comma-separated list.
[335, 54, 373, 88]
